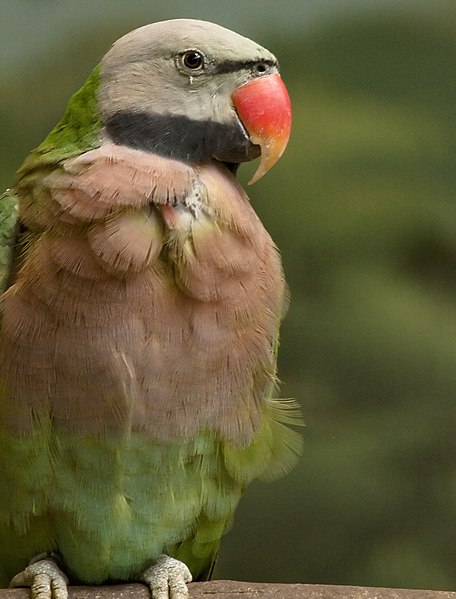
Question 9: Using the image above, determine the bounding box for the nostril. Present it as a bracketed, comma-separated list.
[255, 63, 268, 74]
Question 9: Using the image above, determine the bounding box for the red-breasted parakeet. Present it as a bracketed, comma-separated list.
[0, 19, 301, 599]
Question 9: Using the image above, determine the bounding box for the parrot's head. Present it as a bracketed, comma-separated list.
[98, 19, 292, 184]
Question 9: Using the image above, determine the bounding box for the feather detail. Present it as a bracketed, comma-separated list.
[0, 191, 19, 292]
[88, 207, 164, 274]
[1, 141, 291, 445]
[17, 142, 197, 229]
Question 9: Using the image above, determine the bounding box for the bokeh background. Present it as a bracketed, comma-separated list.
[1, 0, 456, 591]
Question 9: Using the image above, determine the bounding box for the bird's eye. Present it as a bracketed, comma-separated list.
[180, 50, 205, 71]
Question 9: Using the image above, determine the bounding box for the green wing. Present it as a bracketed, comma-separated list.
[0, 64, 103, 296]
[0, 190, 19, 293]
[18, 65, 102, 178]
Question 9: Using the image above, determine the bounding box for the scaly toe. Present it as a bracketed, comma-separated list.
[140, 554, 192, 599]
[9, 557, 69, 599]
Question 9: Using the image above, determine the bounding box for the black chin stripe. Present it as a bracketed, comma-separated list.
[104, 110, 260, 164]
[209, 58, 278, 75]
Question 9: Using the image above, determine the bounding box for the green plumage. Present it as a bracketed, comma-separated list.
[0, 19, 300, 596]
[0, 402, 301, 585]
[0, 191, 18, 293]
[20, 66, 102, 174]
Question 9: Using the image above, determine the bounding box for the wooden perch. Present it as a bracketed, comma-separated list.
[2, 581, 456, 599]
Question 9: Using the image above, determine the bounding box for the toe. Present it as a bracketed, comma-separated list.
[9, 558, 69, 599]
[140, 554, 192, 599]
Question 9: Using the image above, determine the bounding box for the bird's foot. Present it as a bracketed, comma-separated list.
[9, 555, 69, 599]
[140, 554, 192, 599]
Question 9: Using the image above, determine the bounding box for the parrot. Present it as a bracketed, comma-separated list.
[0, 18, 301, 599]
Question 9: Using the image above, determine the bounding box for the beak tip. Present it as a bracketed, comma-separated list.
[247, 163, 267, 185]
[247, 131, 290, 185]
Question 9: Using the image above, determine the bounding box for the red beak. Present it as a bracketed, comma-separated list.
[231, 72, 292, 185]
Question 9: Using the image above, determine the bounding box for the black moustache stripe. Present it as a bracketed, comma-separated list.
[104, 110, 261, 164]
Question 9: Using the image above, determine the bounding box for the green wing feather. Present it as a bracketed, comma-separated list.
[18, 66, 102, 178]
[0, 190, 19, 293]
[0, 65, 102, 295]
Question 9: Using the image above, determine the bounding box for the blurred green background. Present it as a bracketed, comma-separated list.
[1, 0, 456, 591]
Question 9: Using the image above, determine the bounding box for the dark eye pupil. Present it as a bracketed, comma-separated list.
[183, 51, 203, 69]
